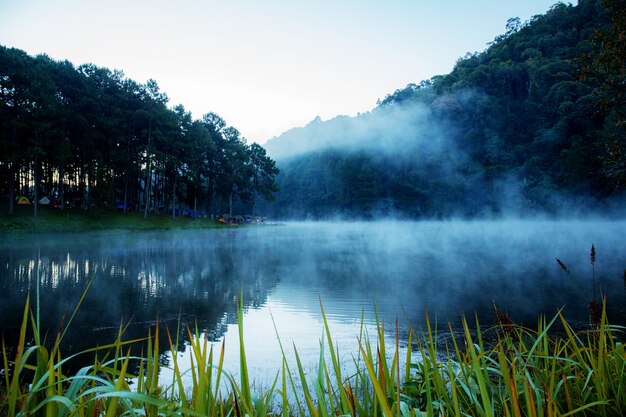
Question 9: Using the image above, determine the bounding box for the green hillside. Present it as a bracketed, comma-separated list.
[263, 0, 625, 218]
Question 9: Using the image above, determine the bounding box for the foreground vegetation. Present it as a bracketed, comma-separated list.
[2, 291, 624, 417]
[0, 203, 230, 234]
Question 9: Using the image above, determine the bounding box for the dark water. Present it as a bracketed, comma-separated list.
[1, 220, 625, 384]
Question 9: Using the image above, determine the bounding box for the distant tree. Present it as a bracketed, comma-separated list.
[163, 104, 192, 218]
[201, 112, 227, 215]
[202, 112, 226, 133]
[26, 55, 60, 217]
[185, 120, 214, 213]
[247, 143, 279, 216]
[578, 0, 626, 187]
[0, 47, 31, 214]
[217, 127, 251, 216]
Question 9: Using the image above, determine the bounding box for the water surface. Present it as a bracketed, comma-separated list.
[1, 220, 625, 383]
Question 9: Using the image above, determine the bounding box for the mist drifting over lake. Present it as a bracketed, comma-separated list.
[2, 220, 625, 364]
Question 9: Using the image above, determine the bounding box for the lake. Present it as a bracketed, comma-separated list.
[1, 220, 625, 386]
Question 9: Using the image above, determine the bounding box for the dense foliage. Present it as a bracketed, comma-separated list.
[0, 50, 279, 217]
[265, 0, 626, 218]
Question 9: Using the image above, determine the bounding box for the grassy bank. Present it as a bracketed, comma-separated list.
[0, 203, 230, 234]
[2, 293, 625, 417]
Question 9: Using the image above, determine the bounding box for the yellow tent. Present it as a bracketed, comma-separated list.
[16, 196, 31, 205]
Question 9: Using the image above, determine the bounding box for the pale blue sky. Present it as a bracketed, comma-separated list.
[0, 0, 561, 143]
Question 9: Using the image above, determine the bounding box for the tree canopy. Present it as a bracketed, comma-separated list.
[0, 48, 279, 217]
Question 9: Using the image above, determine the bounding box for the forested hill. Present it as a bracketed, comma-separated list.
[263, 0, 626, 219]
[0, 48, 279, 217]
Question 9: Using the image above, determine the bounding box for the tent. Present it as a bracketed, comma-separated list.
[16, 196, 31, 205]
[39, 196, 51, 205]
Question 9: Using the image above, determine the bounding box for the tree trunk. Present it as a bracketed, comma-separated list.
[229, 192, 233, 218]
[46, 163, 53, 197]
[207, 175, 214, 217]
[171, 177, 177, 219]
[193, 195, 197, 218]
[8, 163, 15, 214]
[8, 127, 16, 214]
[80, 153, 86, 209]
[143, 168, 151, 219]
[143, 120, 152, 220]
[59, 164, 65, 210]
[33, 156, 40, 217]
[86, 166, 92, 210]
[123, 175, 128, 213]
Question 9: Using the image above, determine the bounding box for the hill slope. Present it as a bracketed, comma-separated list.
[262, 0, 625, 219]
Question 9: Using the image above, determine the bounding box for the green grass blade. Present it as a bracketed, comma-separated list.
[237, 291, 253, 413]
[319, 298, 352, 415]
[358, 337, 393, 417]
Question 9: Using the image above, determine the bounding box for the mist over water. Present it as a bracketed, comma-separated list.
[1, 220, 625, 383]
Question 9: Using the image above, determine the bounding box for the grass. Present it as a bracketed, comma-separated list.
[0, 203, 231, 234]
[2, 290, 625, 417]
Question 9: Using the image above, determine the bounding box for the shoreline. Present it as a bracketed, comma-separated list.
[0, 204, 254, 235]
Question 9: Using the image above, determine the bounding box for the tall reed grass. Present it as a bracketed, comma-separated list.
[2, 293, 625, 416]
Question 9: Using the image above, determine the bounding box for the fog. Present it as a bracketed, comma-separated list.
[261, 93, 625, 220]
[2, 220, 625, 340]
[264, 101, 454, 160]
[268, 220, 625, 324]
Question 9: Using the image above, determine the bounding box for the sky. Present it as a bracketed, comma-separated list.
[0, 0, 561, 144]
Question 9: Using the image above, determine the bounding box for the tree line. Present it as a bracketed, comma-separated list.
[263, 0, 625, 218]
[0, 47, 279, 218]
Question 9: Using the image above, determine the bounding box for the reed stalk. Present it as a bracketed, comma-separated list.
[591, 243, 597, 299]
